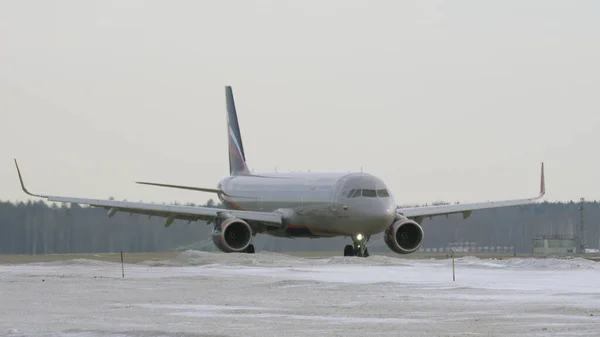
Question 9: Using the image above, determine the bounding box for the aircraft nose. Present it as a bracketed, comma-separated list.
[383, 203, 395, 220]
[370, 200, 396, 224]
[385, 202, 395, 214]
[380, 198, 395, 214]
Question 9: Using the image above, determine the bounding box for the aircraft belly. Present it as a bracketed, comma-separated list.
[279, 212, 346, 238]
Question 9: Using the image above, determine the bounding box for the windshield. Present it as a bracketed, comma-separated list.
[346, 189, 389, 198]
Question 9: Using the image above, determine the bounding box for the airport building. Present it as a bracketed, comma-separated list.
[532, 235, 576, 255]
[419, 241, 515, 254]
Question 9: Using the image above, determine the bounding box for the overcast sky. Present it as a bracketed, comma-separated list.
[1, 0, 599, 206]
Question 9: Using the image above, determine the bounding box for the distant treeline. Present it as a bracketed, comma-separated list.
[0, 199, 599, 254]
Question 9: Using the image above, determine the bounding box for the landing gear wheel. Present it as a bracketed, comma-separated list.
[343, 245, 354, 257]
[347, 233, 370, 258]
[245, 244, 255, 254]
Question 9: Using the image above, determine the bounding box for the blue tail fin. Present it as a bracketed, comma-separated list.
[225, 86, 250, 176]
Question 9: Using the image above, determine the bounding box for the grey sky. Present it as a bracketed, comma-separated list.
[1, 0, 599, 206]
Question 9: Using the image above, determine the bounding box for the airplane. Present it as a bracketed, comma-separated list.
[13, 86, 546, 257]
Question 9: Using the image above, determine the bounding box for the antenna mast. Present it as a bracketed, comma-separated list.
[578, 197, 587, 254]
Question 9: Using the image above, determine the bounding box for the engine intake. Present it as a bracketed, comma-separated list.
[211, 218, 253, 253]
[384, 218, 424, 254]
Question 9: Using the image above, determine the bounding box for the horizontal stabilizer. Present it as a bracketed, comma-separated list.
[136, 181, 223, 194]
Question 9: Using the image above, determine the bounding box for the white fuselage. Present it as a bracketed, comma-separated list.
[217, 171, 397, 238]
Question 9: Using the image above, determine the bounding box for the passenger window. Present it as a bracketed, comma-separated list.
[362, 189, 377, 197]
[377, 189, 389, 197]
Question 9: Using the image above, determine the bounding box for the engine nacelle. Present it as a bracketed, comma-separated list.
[211, 217, 253, 253]
[384, 218, 424, 254]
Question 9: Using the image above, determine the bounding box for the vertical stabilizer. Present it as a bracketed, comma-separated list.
[226, 86, 250, 176]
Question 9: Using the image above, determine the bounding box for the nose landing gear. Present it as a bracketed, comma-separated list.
[343, 233, 370, 257]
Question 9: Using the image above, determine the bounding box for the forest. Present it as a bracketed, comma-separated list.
[0, 198, 598, 254]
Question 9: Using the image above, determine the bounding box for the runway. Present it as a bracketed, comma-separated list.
[1, 251, 600, 337]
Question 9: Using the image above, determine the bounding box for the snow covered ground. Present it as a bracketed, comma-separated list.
[1, 251, 600, 337]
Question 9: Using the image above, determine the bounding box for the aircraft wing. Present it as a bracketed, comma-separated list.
[397, 163, 545, 221]
[13, 160, 283, 228]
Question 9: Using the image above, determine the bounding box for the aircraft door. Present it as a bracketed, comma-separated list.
[330, 179, 348, 217]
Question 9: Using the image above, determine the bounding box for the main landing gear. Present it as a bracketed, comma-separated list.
[343, 233, 370, 257]
[244, 232, 257, 254]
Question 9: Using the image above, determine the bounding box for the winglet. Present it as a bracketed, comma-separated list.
[540, 162, 545, 197]
[14, 159, 46, 198]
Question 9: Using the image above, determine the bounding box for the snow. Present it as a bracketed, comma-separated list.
[1, 251, 600, 336]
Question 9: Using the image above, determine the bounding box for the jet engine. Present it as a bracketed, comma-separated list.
[384, 218, 424, 254]
[211, 217, 253, 253]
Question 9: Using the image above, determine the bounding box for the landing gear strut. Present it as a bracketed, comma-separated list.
[343, 233, 370, 257]
[244, 233, 256, 254]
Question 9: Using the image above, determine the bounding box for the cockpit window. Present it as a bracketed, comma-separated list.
[347, 188, 389, 198]
[362, 189, 377, 197]
[377, 189, 389, 197]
